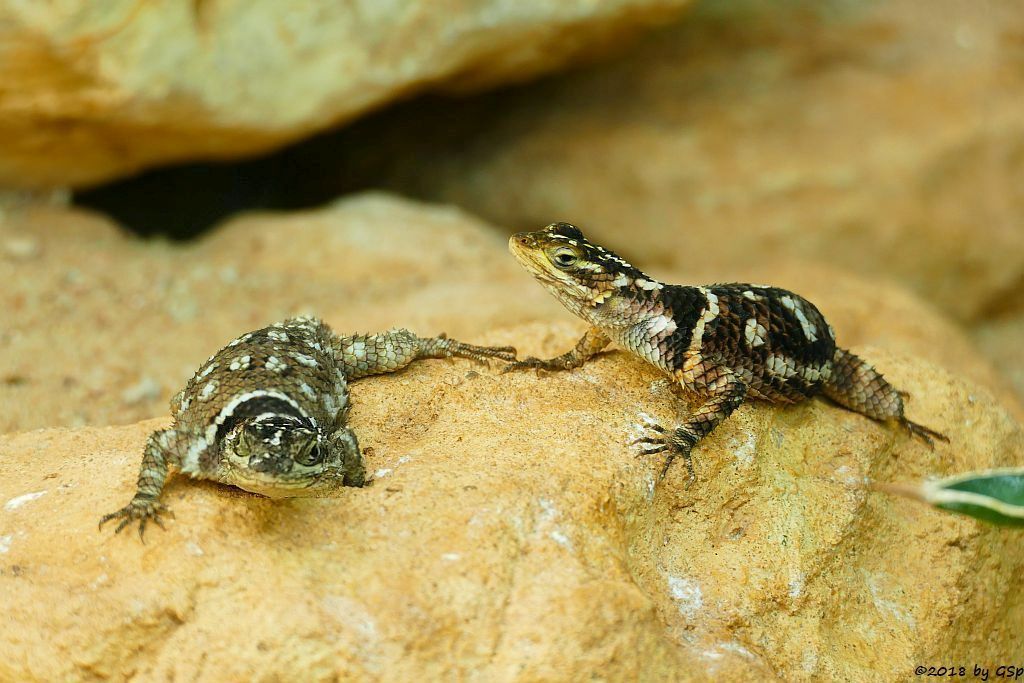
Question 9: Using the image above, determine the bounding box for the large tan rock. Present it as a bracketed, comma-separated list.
[0, 193, 567, 433]
[0, 0, 691, 188]
[0, 192, 1020, 434]
[346, 0, 1024, 324]
[0, 332, 1021, 681]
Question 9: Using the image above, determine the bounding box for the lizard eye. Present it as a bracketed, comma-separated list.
[552, 249, 578, 269]
[296, 443, 324, 467]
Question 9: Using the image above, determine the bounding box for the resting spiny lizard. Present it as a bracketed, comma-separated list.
[100, 317, 516, 538]
[504, 223, 947, 484]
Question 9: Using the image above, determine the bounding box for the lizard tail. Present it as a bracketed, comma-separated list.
[823, 347, 948, 447]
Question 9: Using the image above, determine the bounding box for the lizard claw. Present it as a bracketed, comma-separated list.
[444, 340, 518, 364]
[501, 357, 549, 374]
[99, 497, 172, 542]
[901, 418, 949, 449]
[632, 421, 696, 486]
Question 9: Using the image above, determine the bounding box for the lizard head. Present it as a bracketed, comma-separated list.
[509, 222, 648, 318]
[220, 413, 360, 496]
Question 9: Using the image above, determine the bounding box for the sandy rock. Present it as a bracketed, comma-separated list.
[0, 192, 1020, 434]
[0, 332, 1021, 681]
[0, 193, 564, 433]
[0, 0, 691, 188]
[339, 0, 1024, 324]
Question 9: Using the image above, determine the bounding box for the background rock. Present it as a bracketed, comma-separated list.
[1, 336, 1020, 681]
[976, 315, 1024, 407]
[0, 0, 691, 188]
[300, 0, 1024, 328]
[0, 192, 1019, 435]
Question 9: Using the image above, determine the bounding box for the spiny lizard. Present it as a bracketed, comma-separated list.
[504, 223, 947, 484]
[100, 317, 516, 538]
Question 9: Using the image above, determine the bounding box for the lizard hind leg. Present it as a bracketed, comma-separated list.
[900, 416, 949, 447]
[822, 347, 948, 447]
[633, 374, 748, 487]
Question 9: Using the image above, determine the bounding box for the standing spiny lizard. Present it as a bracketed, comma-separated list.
[504, 223, 947, 484]
[100, 317, 516, 538]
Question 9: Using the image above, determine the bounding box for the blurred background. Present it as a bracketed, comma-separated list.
[0, 0, 1021, 433]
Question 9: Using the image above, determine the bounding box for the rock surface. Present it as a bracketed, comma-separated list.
[2, 193, 1022, 678]
[1, 192, 1020, 434]
[1, 336, 1022, 681]
[330, 0, 1024, 326]
[0, 0, 691, 188]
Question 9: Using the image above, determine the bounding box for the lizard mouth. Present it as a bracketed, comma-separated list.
[222, 463, 324, 498]
[508, 234, 557, 280]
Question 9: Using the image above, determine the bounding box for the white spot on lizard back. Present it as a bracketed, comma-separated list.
[266, 356, 287, 373]
[688, 288, 720, 354]
[291, 352, 318, 368]
[299, 382, 316, 400]
[744, 318, 767, 347]
[780, 295, 819, 342]
[199, 380, 218, 401]
[228, 333, 253, 348]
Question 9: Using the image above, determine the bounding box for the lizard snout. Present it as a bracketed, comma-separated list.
[510, 232, 533, 247]
[249, 455, 294, 475]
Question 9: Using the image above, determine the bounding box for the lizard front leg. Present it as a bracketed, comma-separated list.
[636, 370, 748, 486]
[502, 326, 610, 373]
[328, 426, 366, 488]
[99, 429, 197, 540]
[332, 330, 517, 380]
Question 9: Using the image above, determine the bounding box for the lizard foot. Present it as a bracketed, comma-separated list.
[631, 419, 696, 487]
[99, 496, 173, 541]
[436, 335, 517, 364]
[900, 418, 949, 448]
[501, 356, 563, 374]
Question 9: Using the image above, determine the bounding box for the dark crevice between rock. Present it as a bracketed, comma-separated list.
[71, 0, 844, 242]
[70, 77, 570, 241]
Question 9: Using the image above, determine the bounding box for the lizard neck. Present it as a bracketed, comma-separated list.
[581, 272, 672, 330]
[591, 282, 709, 373]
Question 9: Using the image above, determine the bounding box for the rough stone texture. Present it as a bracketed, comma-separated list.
[1, 337, 1022, 681]
[0, 0, 691, 188]
[1, 192, 1020, 435]
[333, 0, 1024, 326]
[2, 193, 1022, 678]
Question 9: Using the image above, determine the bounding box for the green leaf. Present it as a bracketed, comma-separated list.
[875, 468, 1024, 527]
